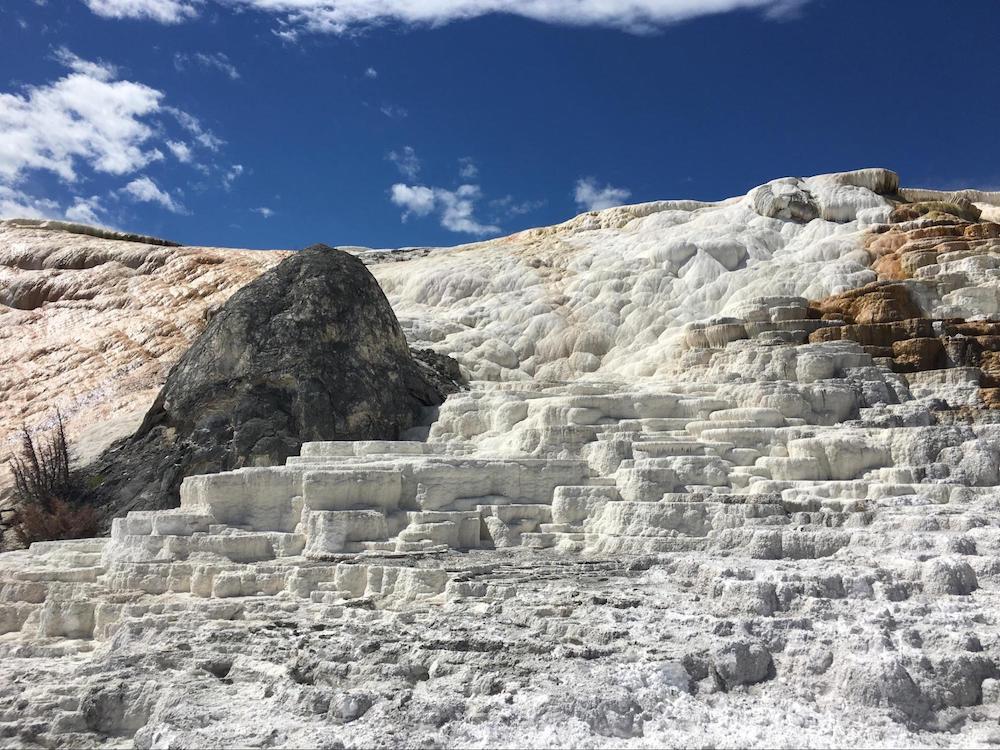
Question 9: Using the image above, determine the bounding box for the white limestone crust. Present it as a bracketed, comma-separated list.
[2, 170, 1000, 747]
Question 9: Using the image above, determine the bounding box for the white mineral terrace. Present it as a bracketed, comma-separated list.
[3, 333, 1000, 746]
[2, 170, 1000, 747]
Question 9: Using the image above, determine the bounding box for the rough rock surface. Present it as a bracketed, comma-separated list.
[86, 244, 452, 523]
[0, 220, 288, 478]
[2, 170, 1000, 748]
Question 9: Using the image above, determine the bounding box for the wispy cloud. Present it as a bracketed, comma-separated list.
[82, 0, 812, 35]
[458, 157, 478, 180]
[379, 103, 408, 119]
[387, 146, 420, 180]
[491, 194, 545, 217]
[222, 163, 244, 190]
[174, 51, 240, 80]
[574, 177, 631, 211]
[83, 0, 199, 23]
[51, 46, 119, 80]
[252, 206, 274, 218]
[166, 107, 224, 151]
[391, 183, 499, 235]
[364, 67, 378, 79]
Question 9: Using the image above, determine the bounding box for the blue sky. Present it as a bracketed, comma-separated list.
[2, 0, 999, 249]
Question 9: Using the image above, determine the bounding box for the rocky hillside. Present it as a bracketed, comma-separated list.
[2, 170, 1000, 748]
[374, 168, 1000, 382]
[86, 244, 458, 523]
[3, 169, 998, 463]
[0, 219, 288, 473]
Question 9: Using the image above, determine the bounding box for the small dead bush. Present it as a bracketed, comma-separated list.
[2, 412, 98, 549]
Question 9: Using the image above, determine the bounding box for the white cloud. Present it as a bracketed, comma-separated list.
[0, 50, 229, 223]
[166, 107, 224, 151]
[252, 206, 274, 218]
[122, 176, 184, 212]
[174, 51, 240, 80]
[458, 157, 478, 180]
[83, 0, 199, 23]
[364, 67, 378, 79]
[82, 0, 810, 35]
[491, 194, 544, 217]
[222, 163, 244, 189]
[379, 103, 408, 119]
[387, 146, 420, 180]
[166, 140, 193, 163]
[574, 177, 631, 211]
[391, 182, 499, 235]
[64, 195, 107, 224]
[0, 55, 165, 183]
[0, 186, 60, 220]
[0, 185, 117, 226]
[52, 47, 118, 80]
[390, 184, 435, 219]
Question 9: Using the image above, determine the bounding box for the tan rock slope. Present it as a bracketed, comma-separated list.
[0, 220, 288, 471]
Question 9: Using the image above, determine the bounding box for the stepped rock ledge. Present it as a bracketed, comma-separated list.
[2, 169, 1000, 748]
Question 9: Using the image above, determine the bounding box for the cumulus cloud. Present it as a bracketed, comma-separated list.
[122, 176, 185, 212]
[174, 51, 241, 80]
[252, 206, 274, 218]
[83, 0, 199, 23]
[64, 195, 108, 224]
[364, 67, 378, 79]
[0, 54, 165, 183]
[81, 0, 810, 35]
[391, 183, 499, 235]
[387, 146, 420, 180]
[0, 48, 228, 222]
[574, 177, 631, 211]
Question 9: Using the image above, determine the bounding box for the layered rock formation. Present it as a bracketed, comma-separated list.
[0, 220, 289, 478]
[2, 169, 1000, 748]
[86, 244, 456, 523]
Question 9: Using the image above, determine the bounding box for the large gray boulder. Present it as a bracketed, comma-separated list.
[88, 244, 460, 523]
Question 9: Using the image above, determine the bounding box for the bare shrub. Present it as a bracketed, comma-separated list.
[2, 412, 98, 549]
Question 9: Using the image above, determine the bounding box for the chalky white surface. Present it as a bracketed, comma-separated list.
[2, 170, 1000, 748]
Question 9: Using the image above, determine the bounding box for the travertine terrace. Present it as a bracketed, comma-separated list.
[2, 170, 1000, 748]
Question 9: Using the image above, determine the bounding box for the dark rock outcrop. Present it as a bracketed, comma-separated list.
[411, 348, 467, 396]
[87, 244, 458, 524]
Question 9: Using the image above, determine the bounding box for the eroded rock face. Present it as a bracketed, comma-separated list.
[86, 244, 453, 522]
[0, 221, 288, 478]
[810, 281, 924, 324]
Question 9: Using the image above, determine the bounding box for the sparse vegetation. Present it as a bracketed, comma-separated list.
[1, 412, 98, 550]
